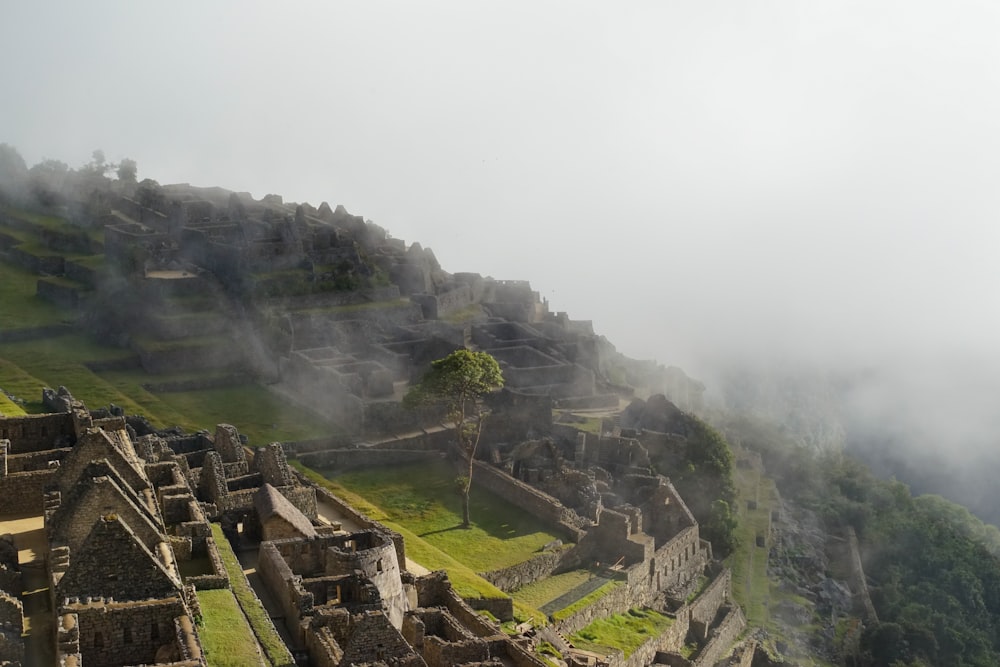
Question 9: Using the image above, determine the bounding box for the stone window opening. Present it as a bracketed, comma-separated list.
[376, 558, 383, 573]
[93, 631, 104, 648]
[151, 622, 159, 641]
[124, 626, 132, 643]
[332, 585, 342, 604]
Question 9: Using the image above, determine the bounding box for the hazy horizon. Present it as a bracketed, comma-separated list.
[5, 2, 1000, 491]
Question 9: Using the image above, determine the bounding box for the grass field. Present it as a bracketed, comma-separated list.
[511, 569, 593, 610]
[0, 261, 69, 330]
[569, 608, 673, 658]
[311, 459, 564, 572]
[293, 462, 511, 602]
[210, 524, 295, 666]
[196, 589, 266, 667]
[0, 334, 334, 442]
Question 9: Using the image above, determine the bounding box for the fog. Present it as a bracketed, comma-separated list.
[5, 2, 1000, 515]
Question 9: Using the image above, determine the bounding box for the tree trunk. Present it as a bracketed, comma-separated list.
[462, 454, 474, 527]
[461, 488, 471, 528]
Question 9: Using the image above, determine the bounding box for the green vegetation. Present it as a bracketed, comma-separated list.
[0, 392, 26, 416]
[511, 569, 593, 611]
[725, 414, 1000, 667]
[310, 459, 559, 572]
[551, 579, 620, 622]
[0, 333, 331, 442]
[442, 303, 485, 323]
[292, 461, 510, 601]
[653, 415, 739, 556]
[0, 261, 68, 329]
[196, 589, 265, 667]
[210, 524, 295, 667]
[404, 349, 504, 527]
[725, 453, 778, 628]
[151, 385, 333, 445]
[568, 608, 673, 658]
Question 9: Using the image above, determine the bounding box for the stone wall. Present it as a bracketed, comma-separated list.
[0, 592, 24, 665]
[185, 536, 229, 591]
[689, 569, 731, 636]
[4, 447, 69, 473]
[480, 547, 570, 593]
[297, 448, 438, 471]
[692, 606, 746, 667]
[0, 469, 55, 516]
[65, 258, 101, 288]
[471, 460, 587, 542]
[135, 339, 246, 375]
[71, 597, 189, 667]
[306, 483, 406, 567]
[37, 278, 81, 308]
[258, 541, 311, 639]
[8, 245, 65, 274]
[553, 579, 662, 636]
[1, 412, 77, 453]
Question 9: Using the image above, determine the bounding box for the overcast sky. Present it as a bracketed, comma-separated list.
[4, 1, 1000, 394]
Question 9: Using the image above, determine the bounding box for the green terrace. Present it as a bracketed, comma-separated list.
[0, 262, 69, 329]
[0, 334, 332, 444]
[569, 608, 674, 659]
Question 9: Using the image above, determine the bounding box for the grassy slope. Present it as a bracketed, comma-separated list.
[0, 335, 332, 442]
[196, 589, 266, 667]
[292, 462, 510, 602]
[0, 261, 68, 330]
[210, 524, 294, 666]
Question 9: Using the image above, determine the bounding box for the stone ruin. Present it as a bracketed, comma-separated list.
[0, 388, 553, 666]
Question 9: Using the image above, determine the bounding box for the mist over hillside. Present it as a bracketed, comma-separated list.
[5, 2, 1000, 526]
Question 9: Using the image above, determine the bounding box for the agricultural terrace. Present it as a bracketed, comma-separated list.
[569, 608, 674, 659]
[0, 333, 332, 444]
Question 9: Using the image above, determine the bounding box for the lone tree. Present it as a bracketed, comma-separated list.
[405, 349, 504, 527]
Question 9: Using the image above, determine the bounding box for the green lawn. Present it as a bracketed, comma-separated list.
[0, 334, 333, 442]
[0, 336, 152, 416]
[210, 524, 294, 666]
[569, 608, 674, 658]
[0, 392, 27, 416]
[311, 459, 565, 572]
[0, 261, 69, 330]
[293, 462, 510, 601]
[196, 589, 265, 667]
[511, 569, 592, 610]
[153, 385, 334, 445]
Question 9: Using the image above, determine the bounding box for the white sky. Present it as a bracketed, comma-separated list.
[4, 0, 1000, 388]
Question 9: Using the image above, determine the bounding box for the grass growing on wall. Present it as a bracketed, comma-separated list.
[310, 459, 564, 572]
[210, 524, 294, 667]
[196, 589, 267, 667]
[568, 608, 673, 658]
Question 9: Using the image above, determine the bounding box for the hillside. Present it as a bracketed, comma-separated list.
[2, 145, 999, 666]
